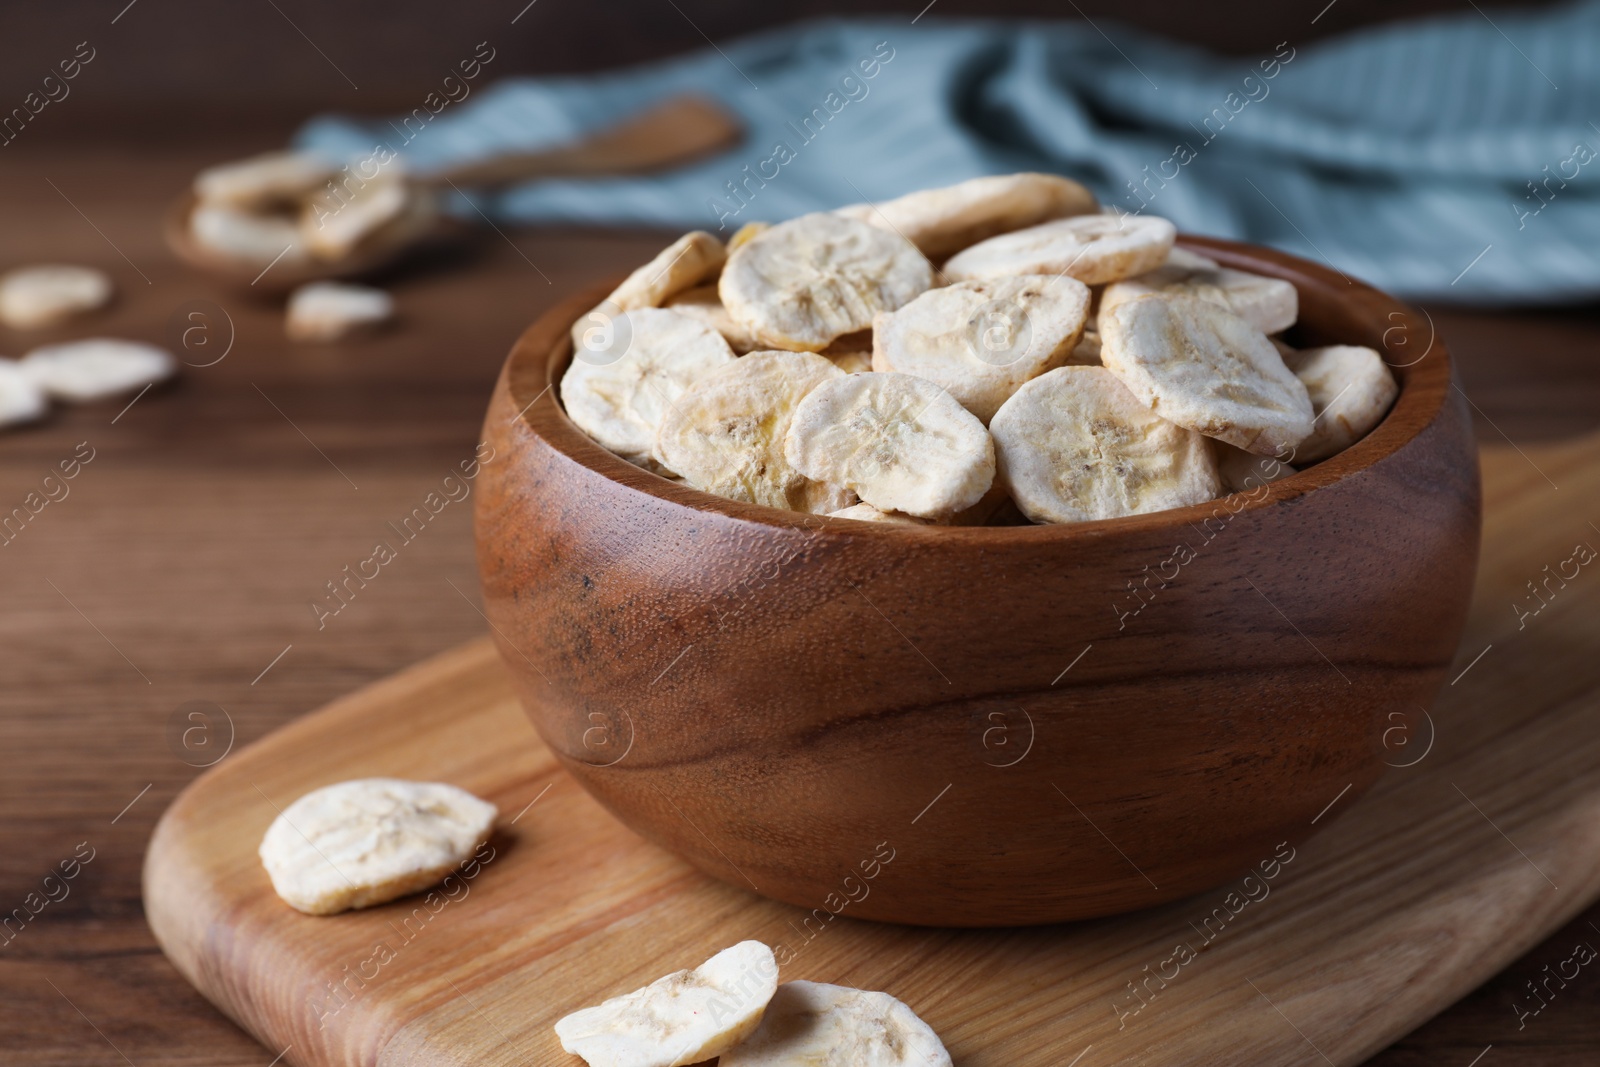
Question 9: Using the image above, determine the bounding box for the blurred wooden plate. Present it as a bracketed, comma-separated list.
[164, 94, 743, 292]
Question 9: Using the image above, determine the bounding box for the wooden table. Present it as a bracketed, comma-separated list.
[1, 135, 1596, 1066]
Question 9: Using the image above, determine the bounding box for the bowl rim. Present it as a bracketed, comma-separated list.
[503, 234, 1453, 541]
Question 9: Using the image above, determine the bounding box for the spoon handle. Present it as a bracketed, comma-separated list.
[419, 94, 743, 189]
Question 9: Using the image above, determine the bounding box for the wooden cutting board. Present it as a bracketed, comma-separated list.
[143, 435, 1600, 1067]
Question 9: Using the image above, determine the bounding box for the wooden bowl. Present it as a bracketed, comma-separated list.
[474, 238, 1480, 927]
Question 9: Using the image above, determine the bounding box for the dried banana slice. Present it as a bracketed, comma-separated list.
[832, 485, 1008, 526]
[191, 203, 308, 266]
[836, 172, 1098, 260]
[663, 284, 760, 353]
[257, 778, 496, 915]
[0, 265, 113, 330]
[1165, 246, 1221, 271]
[943, 214, 1175, 286]
[720, 213, 933, 351]
[1279, 344, 1398, 463]
[1101, 255, 1297, 334]
[872, 274, 1091, 423]
[828, 502, 929, 525]
[607, 232, 726, 312]
[833, 328, 873, 346]
[286, 282, 394, 342]
[561, 308, 735, 468]
[574, 233, 727, 352]
[1100, 294, 1313, 456]
[785, 372, 994, 519]
[1065, 329, 1102, 366]
[301, 165, 411, 260]
[943, 479, 1017, 526]
[727, 221, 769, 251]
[1215, 441, 1296, 494]
[824, 348, 872, 375]
[0, 361, 48, 429]
[654, 350, 854, 512]
[20, 339, 176, 403]
[719, 980, 951, 1067]
[555, 941, 778, 1067]
[194, 149, 336, 208]
[991, 365, 1219, 523]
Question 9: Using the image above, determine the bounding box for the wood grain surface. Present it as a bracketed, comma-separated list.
[0, 134, 1596, 1064]
[473, 239, 1480, 926]
[145, 430, 1600, 1066]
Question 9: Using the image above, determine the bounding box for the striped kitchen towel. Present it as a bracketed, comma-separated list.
[298, 2, 1600, 302]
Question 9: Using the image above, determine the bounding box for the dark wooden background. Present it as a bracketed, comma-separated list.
[1, 0, 1565, 128]
[1, 1, 1597, 1064]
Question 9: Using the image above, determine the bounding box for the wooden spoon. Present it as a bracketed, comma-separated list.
[165, 94, 743, 292]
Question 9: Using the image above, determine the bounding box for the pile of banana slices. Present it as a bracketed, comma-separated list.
[555, 941, 951, 1067]
[559, 173, 1398, 527]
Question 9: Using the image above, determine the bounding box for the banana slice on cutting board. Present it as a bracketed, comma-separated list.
[719, 981, 952, 1067]
[554, 941, 778, 1067]
[872, 273, 1091, 423]
[836, 172, 1098, 260]
[991, 365, 1219, 524]
[654, 350, 855, 512]
[1099, 293, 1313, 456]
[720, 213, 933, 351]
[785, 372, 994, 519]
[257, 778, 496, 916]
[1101, 254, 1297, 335]
[561, 307, 735, 468]
[1279, 343, 1398, 463]
[943, 214, 1176, 286]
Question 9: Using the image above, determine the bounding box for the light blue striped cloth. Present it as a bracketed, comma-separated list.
[299, 2, 1600, 302]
